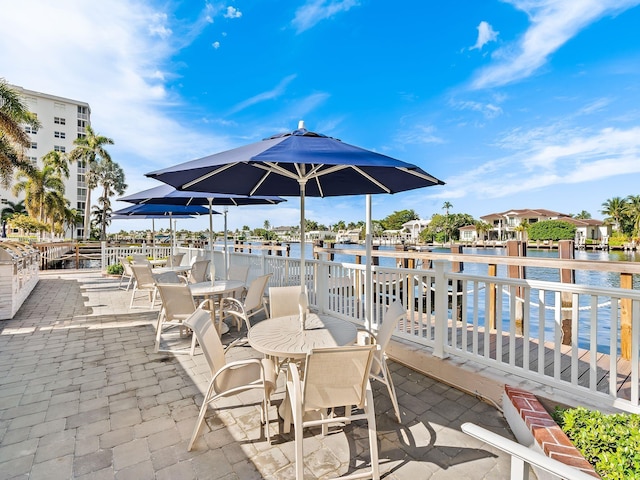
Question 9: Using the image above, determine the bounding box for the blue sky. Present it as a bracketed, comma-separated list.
[2, 0, 640, 232]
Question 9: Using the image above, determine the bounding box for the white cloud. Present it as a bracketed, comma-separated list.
[452, 99, 503, 119]
[229, 74, 298, 114]
[470, 21, 498, 51]
[292, 0, 360, 33]
[212, 41, 221, 49]
[0, 0, 235, 175]
[394, 125, 445, 146]
[224, 6, 242, 19]
[471, 0, 640, 89]
[441, 124, 640, 201]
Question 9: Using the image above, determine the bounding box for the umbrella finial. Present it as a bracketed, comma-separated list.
[298, 120, 305, 130]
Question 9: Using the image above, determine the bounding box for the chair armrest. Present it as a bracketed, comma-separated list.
[197, 298, 216, 311]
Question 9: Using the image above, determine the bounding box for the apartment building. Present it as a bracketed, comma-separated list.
[1, 85, 90, 238]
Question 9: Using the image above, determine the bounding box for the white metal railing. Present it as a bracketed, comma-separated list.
[461, 423, 596, 480]
[100, 243, 640, 413]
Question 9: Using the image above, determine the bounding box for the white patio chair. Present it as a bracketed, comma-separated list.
[188, 259, 210, 283]
[170, 252, 185, 267]
[131, 253, 150, 265]
[118, 257, 134, 291]
[221, 274, 272, 336]
[286, 345, 379, 480]
[269, 285, 308, 318]
[356, 300, 405, 423]
[226, 263, 250, 297]
[185, 306, 276, 451]
[129, 264, 159, 309]
[155, 283, 198, 355]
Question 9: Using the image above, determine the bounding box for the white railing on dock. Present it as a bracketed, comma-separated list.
[102, 242, 640, 413]
[461, 423, 596, 480]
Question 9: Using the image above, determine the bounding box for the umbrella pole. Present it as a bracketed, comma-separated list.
[299, 181, 306, 292]
[152, 219, 156, 262]
[223, 207, 228, 279]
[208, 198, 215, 284]
[365, 195, 373, 329]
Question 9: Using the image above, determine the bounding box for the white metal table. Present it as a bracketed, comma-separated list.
[189, 280, 245, 335]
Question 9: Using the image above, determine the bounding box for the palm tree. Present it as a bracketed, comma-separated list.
[0, 199, 26, 238]
[573, 210, 592, 219]
[42, 150, 70, 179]
[68, 125, 114, 240]
[442, 201, 453, 244]
[263, 219, 271, 231]
[474, 221, 492, 241]
[12, 165, 65, 224]
[92, 159, 126, 240]
[0, 79, 41, 186]
[601, 197, 626, 233]
[625, 195, 640, 238]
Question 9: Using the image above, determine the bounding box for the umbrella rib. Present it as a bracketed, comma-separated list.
[249, 170, 272, 196]
[351, 166, 392, 193]
[397, 167, 441, 184]
[182, 162, 239, 189]
[254, 162, 302, 181]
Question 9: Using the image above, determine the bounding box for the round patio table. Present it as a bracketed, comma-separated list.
[247, 313, 357, 360]
[189, 280, 245, 335]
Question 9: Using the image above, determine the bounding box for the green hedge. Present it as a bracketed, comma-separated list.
[553, 407, 640, 479]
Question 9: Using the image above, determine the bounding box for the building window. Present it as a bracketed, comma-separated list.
[77, 202, 84, 210]
[28, 156, 37, 165]
[53, 145, 66, 153]
[54, 117, 66, 125]
[54, 131, 66, 139]
[1, 198, 7, 205]
[24, 125, 38, 134]
[31, 142, 37, 149]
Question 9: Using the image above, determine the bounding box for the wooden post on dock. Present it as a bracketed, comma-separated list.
[621, 272, 633, 360]
[559, 240, 575, 345]
[75, 243, 80, 269]
[451, 245, 463, 321]
[506, 240, 526, 335]
[488, 263, 497, 330]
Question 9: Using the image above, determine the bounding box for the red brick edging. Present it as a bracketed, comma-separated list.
[504, 385, 600, 478]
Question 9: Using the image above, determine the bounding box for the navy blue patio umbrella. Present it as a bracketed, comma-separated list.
[118, 184, 285, 275]
[112, 203, 215, 260]
[147, 121, 444, 320]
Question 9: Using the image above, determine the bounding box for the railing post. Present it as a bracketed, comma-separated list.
[488, 263, 497, 330]
[75, 242, 80, 269]
[433, 260, 449, 359]
[317, 254, 329, 313]
[621, 272, 633, 360]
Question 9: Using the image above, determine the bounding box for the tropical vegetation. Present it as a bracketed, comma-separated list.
[528, 220, 576, 241]
[601, 195, 640, 238]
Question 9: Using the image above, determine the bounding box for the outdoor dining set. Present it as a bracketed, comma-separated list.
[118, 253, 406, 480]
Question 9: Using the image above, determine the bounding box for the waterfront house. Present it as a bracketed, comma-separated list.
[481, 208, 571, 240]
[401, 218, 431, 241]
[557, 217, 610, 243]
[459, 224, 479, 242]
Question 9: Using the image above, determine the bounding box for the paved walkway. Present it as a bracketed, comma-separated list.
[0, 270, 518, 479]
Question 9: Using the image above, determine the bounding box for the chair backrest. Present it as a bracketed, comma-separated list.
[131, 254, 150, 265]
[153, 271, 183, 284]
[371, 300, 406, 374]
[184, 307, 226, 376]
[227, 264, 250, 283]
[156, 283, 197, 321]
[189, 260, 210, 283]
[119, 257, 133, 275]
[302, 345, 375, 411]
[244, 274, 272, 311]
[170, 253, 185, 266]
[130, 263, 156, 287]
[269, 285, 307, 318]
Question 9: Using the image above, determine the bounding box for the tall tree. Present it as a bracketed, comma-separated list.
[42, 150, 70, 179]
[442, 202, 453, 243]
[625, 195, 640, 238]
[573, 210, 592, 219]
[12, 165, 65, 224]
[380, 209, 419, 230]
[0, 199, 26, 238]
[601, 197, 625, 233]
[68, 125, 114, 240]
[93, 159, 126, 240]
[0, 79, 40, 186]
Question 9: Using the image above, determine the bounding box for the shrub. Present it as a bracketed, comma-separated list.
[528, 220, 576, 241]
[106, 263, 124, 275]
[553, 406, 640, 479]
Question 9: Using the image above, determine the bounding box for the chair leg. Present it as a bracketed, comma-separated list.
[381, 361, 401, 423]
[365, 386, 380, 480]
[129, 286, 137, 309]
[187, 382, 215, 451]
[294, 407, 304, 480]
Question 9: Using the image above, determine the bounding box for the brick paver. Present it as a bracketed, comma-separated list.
[0, 269, 518, 478]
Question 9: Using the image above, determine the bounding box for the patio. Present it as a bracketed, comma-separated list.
[0, 269, 516, 479]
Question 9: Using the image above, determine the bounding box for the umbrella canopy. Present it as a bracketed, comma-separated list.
[147, 121, 444, 320]
[112, 203, 216, 261]
[118, 184, 286, 276]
